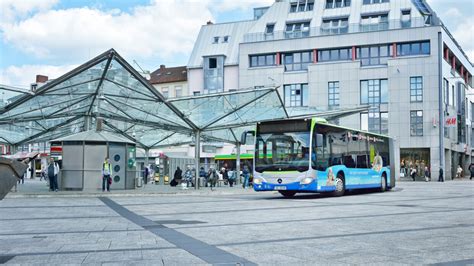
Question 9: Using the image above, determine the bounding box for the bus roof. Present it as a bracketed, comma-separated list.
[313, 119, 391, 139]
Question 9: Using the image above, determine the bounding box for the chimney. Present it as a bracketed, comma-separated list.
[206, 20, 213, 25]
[36, 75, 48, 83]
[160, 65, 166, 70]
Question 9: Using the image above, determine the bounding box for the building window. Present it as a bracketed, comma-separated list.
[321, 18, 349, 35]
[290, 0, 314, 13]
[204, 56, 224, 94]
[401, 10, 411, 28]
[175, 86, 182, 97]
[212, 37, 219, 44]
[360, 111, 388, 134]
[265, 24, 275, 34]
[193, 91, 201, 96]
[360, 79, 388, 104]
[222, 36, 229, 43]
[328, 81, 340, 107]
[326, 0, 351, 9]
[397, 41, 430, 56]
[410, 110, 423, 136]
[357, 45, 392, 66]
[249, 54, 276, 67]
[363, 0, 389, 4]
[360, 13, 388, 31]
[318, 47, 352, 62]
[285, 21, 310, 39]
[410, 76, 423, 102]
[284, 84, 309, 107]
[209, 58, 217, 69]
[443, 78, 449, 106]
[282, 51, 313, 72]
[162, 87, 169, 98]
[451, 85, 455, 107]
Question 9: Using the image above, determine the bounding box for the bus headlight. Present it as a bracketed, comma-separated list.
[253, 177, 263, 185]
[300, 177, 313, 185]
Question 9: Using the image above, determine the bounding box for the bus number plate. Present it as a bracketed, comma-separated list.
[274, 186, 286, 190]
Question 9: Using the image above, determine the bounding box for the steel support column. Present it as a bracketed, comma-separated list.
[236, 142, 241, 185]
[194, 130, 200, 190]
[438, 31, 445, 179]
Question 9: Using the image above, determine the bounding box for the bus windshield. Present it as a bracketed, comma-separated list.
[255, 132, 310, 173]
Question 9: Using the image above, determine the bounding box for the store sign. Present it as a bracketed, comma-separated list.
[445, 116, 457, 127]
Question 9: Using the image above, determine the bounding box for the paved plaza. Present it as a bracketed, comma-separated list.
[0, 180, 473, 265]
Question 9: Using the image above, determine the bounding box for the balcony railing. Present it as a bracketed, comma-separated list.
[243, 17, 428, 43]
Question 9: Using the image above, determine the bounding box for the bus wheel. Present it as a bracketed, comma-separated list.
[380, 173, 387, 192]
[279, 191, 296, 198]
[332, 174, 345, 197]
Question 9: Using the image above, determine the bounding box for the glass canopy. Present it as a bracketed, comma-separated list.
[0, 49, 368, 148]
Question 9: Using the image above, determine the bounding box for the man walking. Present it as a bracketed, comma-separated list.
[438, 168, 444, 182]
[102, 157, 112, 192]
[45, 158, 59, 192]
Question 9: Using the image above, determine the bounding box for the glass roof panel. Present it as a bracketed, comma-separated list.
[0, 86, 31, 108]
[104, 59, 156, 98]
[169, 88, 287, 129]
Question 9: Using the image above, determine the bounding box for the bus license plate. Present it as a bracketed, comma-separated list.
[274, 186, 286, 190]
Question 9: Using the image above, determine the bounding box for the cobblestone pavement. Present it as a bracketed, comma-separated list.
[0, 180, 473, 265]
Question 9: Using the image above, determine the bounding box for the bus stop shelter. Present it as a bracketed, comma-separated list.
[0, 49, 369, 189]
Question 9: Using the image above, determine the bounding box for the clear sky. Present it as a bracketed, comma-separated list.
[0, 0, 472, 88]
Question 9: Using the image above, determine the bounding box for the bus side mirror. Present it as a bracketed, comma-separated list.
[316, 134, 323, 148]
[241, 130, 255, 145]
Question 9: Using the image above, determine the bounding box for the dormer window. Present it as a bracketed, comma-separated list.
[401, 10, 411, 28]
[326, 0, 351, 9]
[285, 21, 311, 39]
[363, 0, 389, 4]
[212, 37, 219, 44]
[360, 13, 388, 31]
[289, 0, 314, 13]
[265, 24, 275, 34]
[321, 18, 349, 35]
[223, 36, 229, 43]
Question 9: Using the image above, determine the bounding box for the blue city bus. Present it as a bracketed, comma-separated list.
[251, 117, 395, 197]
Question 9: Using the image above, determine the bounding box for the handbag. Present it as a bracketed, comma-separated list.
[108, 177, 112, 185]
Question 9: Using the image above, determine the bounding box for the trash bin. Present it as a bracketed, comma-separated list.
[198, 177, 205, 188]
[135, 177, 143, 188]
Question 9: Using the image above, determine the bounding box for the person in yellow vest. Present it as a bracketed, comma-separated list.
[102, 157, 112, 192]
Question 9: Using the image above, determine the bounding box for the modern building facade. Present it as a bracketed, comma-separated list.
[188, 0, 473, 180]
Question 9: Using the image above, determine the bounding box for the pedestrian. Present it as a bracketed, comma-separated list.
[242, 165, 250, 188]
[469, 163, 474, 180]
[410, 167, 417, 181]
[207, 167, 219, 189]
[438, 168, 444, 182]
[221, 167, 229, 185]
[40, 164, 46, 181]
[144, 165, 149, 185]
[228, 169, 235, 187]
[456, 165, 463, 179]
[45, 158, 59, 192]
[199, 167, 207, 187]
[170, 167, 182, 187]
[424, 166, 430, 182]
[184, 166, 194, 188]
[102, 157, 112, 192]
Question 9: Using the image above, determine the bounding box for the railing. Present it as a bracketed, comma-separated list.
[243, 17, 428, 43]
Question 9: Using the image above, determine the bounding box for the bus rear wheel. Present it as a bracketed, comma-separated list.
[332, 174, 345, 197]
[279, 191, 296, 198]
[380, 174, 387, 192]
